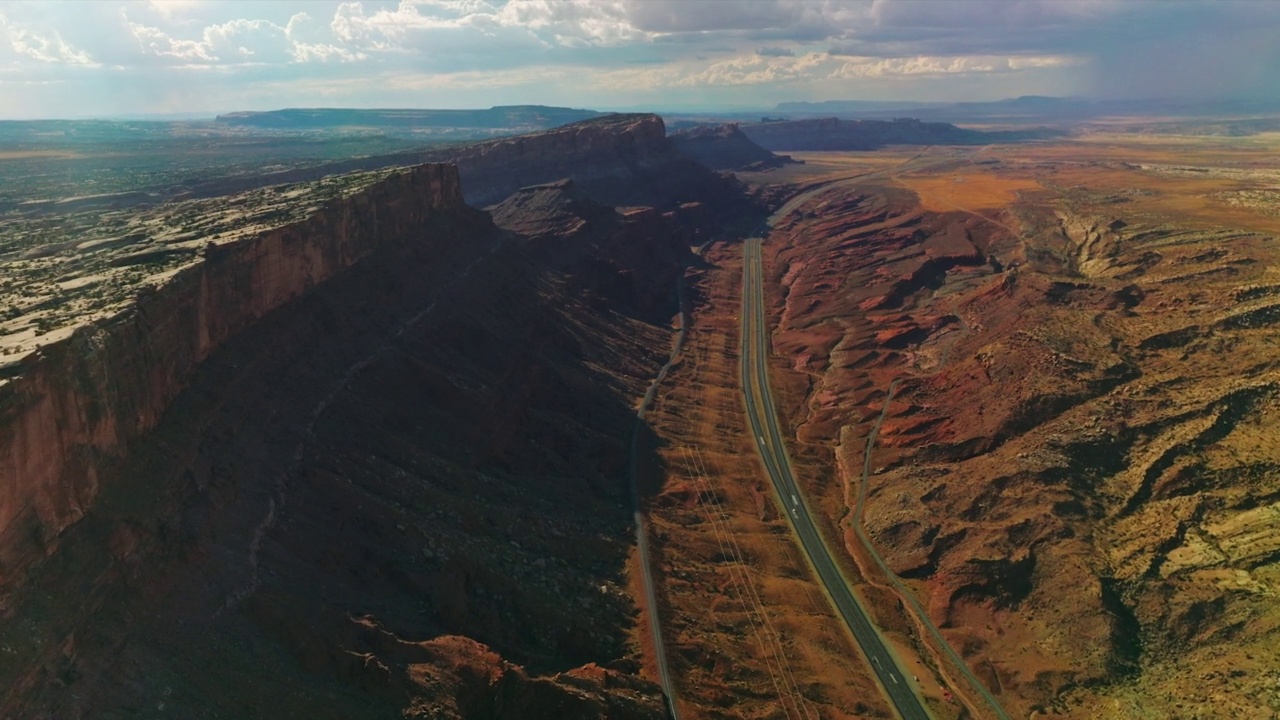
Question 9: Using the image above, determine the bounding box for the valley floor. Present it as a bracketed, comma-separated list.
[636, 135, 1280, 718]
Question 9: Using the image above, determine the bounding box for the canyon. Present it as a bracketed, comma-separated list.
[2, 109, 1280, 720]
[0, 114, 754, 718]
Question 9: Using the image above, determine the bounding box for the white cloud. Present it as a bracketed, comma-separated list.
[0, 12, 95, 65]
[129, 20, 215, 61]
[0, 0, 1275, 118]
[830, 54, 1080, 79]
[604, 48, 1075, 90]
[326, 0, 650, 58]
[284, 10, 362, 61]
[143, 0, 208, 23]
[127, 12, 365, 66]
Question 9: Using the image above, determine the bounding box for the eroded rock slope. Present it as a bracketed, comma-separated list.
[754, 149, 1280, 717]
[0, 117, 750, 717]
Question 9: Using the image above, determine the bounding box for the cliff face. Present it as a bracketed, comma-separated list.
[187, 114, 675, 208]
[177, 112, 656, 204]
[488, 179, 695, 322]
[429, 114, 668, 206]
[740, 117, 1048, 150]
[0, 164, 465, 596]
[0, 112, 755, 716]
[669, 123, 793, 171]
[170, 114, 764, 239]
[0, 160, 673, 719]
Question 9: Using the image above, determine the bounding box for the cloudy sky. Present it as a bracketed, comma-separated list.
[0, 0, 1276, 119]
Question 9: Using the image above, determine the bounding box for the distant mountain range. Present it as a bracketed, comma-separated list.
[739, 117, 1061, 151]
[770, 96, 1280, 125]
[215, 105, 604, 131]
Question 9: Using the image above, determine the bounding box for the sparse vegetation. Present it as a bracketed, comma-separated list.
[0, 155, 399, 365]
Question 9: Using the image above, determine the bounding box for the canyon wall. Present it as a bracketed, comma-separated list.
[181, 114, 760, 229]
[669, 122, 792, 171]
[0, 153, 679, 720]
[0, 164, 466, 597]
[430, 114, 669, 206]
[178, 114, 667, 206]
[741, 117, 1054, 150]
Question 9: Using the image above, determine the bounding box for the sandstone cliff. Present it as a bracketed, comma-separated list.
[431, 114, 757, 221]
[181, 114, 760, 229]
[0, 106, 771, 716]
[488, 178, 696, 322]
[740, 116, 1050, 151]
[669, 122, 794, 171]
[177, 114, 668, 205]
[0, 160, 680, 717]
[0, 164, 466, 598]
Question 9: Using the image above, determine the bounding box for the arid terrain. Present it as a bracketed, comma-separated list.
[0, 114, 759, 719]
[4, 104, 1280, 720]
[638, 130, 1280, 718]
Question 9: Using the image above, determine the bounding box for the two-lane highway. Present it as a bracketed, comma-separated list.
[630, 272, 688, 719]
[740, 238, 932, 720]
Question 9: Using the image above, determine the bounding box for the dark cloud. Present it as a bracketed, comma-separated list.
[820, 0, 1280, 101]
[3, 0, 1277, 118]
[624, 0, 805, 33]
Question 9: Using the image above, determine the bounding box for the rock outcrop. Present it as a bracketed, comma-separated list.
[0, 107, 778, 717]
[670, 123, 794, 171]
[488, 179, 696, 322]
[0, 164, 466, 597]
[741, 117, 1047, 151]
[0, 176, 676, 716]
[433, 114, 758, 221]
[0, 104, 756, 718]
[179, 114, 758, 224]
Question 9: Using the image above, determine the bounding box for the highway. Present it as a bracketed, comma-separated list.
[740, 237, 933, 720]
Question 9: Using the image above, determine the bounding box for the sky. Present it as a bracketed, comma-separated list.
[0, 0, 1277, 119]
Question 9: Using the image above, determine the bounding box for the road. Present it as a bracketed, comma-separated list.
[740, 238, 932, 720]
[756, 153, 1013, 720]
[629, 270, 688, 719]
[852, 369, 1011, 720]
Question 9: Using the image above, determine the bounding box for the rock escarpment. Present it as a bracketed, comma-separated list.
[741, 117, 1044, 151]
[0, 178, 674, 715]
[669, 122, 794, 171]
[489, 178, 698, 322]
[179, 114, 758, 228]
[0, 106, 775, 716]
[432, 114, 669, 206]
[0, 165, 463, 597]
[0, 103, 751, 716]
[435, 114, 757, 224]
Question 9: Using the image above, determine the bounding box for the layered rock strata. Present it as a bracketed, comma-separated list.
[0, 164, 462, 598]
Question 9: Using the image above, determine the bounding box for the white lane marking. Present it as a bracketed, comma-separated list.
[873, 657, 882, 667]
[890, 673, 899, 685]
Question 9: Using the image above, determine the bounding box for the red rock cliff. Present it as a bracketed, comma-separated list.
[0, 163, 465, 595]
[428, 113, 670, 206]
